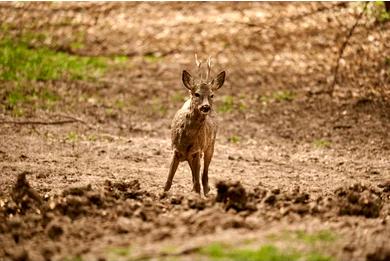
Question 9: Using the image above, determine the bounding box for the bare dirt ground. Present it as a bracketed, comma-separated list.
[0, 2, 390, 261]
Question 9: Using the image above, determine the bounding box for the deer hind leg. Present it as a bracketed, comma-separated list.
[188, 153, 201, 194]
[202, 145, 214, 196]
[164, 152, 180, 192]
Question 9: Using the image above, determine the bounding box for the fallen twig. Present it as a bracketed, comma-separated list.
[328, 2, 368, 97]
[0, 114, 92, 127]
[0, 119, 79, 125]
[52, 113, 89, 125]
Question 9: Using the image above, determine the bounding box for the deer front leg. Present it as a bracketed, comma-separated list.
[188, 153, 201, 194]
[202, 146, 214, 196]
[164, 152, 180, 192]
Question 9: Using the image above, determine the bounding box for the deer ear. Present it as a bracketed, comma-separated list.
[212, 71, 225, 90]
[182, 70, 193, 90]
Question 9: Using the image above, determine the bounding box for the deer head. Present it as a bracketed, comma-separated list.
[182, 55, 226, 115]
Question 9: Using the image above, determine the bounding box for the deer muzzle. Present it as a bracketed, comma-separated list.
[200, 104, 211, 114]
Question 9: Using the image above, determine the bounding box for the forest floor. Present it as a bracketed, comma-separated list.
[0, 2, 390, 261]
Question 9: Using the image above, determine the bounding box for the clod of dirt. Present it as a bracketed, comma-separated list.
[289, 204, 310, 215]
[378, 180, 390, 193]
[46, 220, 65, 240]
[87, 191, 104, 207]
[249, 187, 267, 203]
[56, 196, 89, 220]
[366, 246, 390, 261]
[293, 193, 310, 204]
[115, 216, 133, 234]
[170, 194, 183, 205]
[335, 183, 382, 218]
[132, 198, 164, 222]
[11, 172, 42, 214]
[104, 179, 144, 199]
[187, 195, 206, 210]
[106, 179, 141, 191]
[5, 247, 29, 261]
[215, 181, 248, 211]
[220, 216, 248, 229]
[62, 184, 92, 196]
[264, 194, 277, 205]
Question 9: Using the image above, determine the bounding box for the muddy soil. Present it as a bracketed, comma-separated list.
[1, 2, 390, 261]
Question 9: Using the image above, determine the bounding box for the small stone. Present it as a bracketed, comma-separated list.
[264, 194, 277, 205]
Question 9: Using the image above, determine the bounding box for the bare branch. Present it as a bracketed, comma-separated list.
[328, 2, 368, 97]
[385, 2, 390, 13]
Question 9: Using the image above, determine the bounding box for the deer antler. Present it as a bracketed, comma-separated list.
[195, 53, 201, 68]
[206, 56, 212, 82]
[195, 53, 203, 81]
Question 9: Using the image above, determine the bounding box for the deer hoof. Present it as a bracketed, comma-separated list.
[164, 183, 172, 192]
[203, 186, 210, 196]
[193, 183, 201, 194]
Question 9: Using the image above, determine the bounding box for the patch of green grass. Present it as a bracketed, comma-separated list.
[70, 31, 86, 51]
[370, 2, 390, 22]
[385, 57, 390, 68]
[109, 247, 131, 256]
[144, 52, 163, 63]
[105, 108, 114, 116]
[228, 135, 241, 144]
[113, 55, 129, 64]
[0, 37, 107, 82]
[272, 90, 295, 102]
[199, 243, 332, 261]
[313, 139, 331, 149]
[216, 95, 247, 113]
[6, 88, 26, 108]
[0, 34, 135, 113]
[295, 230, 336, 244]
[87, 134, 97, 142]
[114, 99, 126, 109]
[150, 98, 168, 116]
[70, 41, 85, 50]
[218, 95, 234, 113]
[4, 85, 60, 113]
[307, 252, 333, 261]
[10, 107, 24, 117]
[267, 230, 337, 245]
[39, 88, 59, 102]
[19, 31, 48, 44]
[238, 102, 247, 112]
[258, 90, 295, 105]
[67, 131, 79, 142]
[258, 95, 271, 105]
[160, 245, 178, 255]
[172, 92, 186, 103]
[106, 247, 132, 261]
[1, 23, 10, 32]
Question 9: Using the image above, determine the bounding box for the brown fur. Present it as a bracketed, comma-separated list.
[164, 61, 225, 195]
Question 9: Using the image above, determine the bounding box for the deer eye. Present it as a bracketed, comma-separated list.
[194, 93, 200, 98]
[210, 94, 214, 98]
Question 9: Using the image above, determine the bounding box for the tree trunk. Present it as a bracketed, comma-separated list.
[385, 1, 390, 13]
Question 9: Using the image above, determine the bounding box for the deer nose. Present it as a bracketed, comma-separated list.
[200, 105, 210, 112]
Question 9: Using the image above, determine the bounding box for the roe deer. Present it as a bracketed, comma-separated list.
[164, 55, 226, 195]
